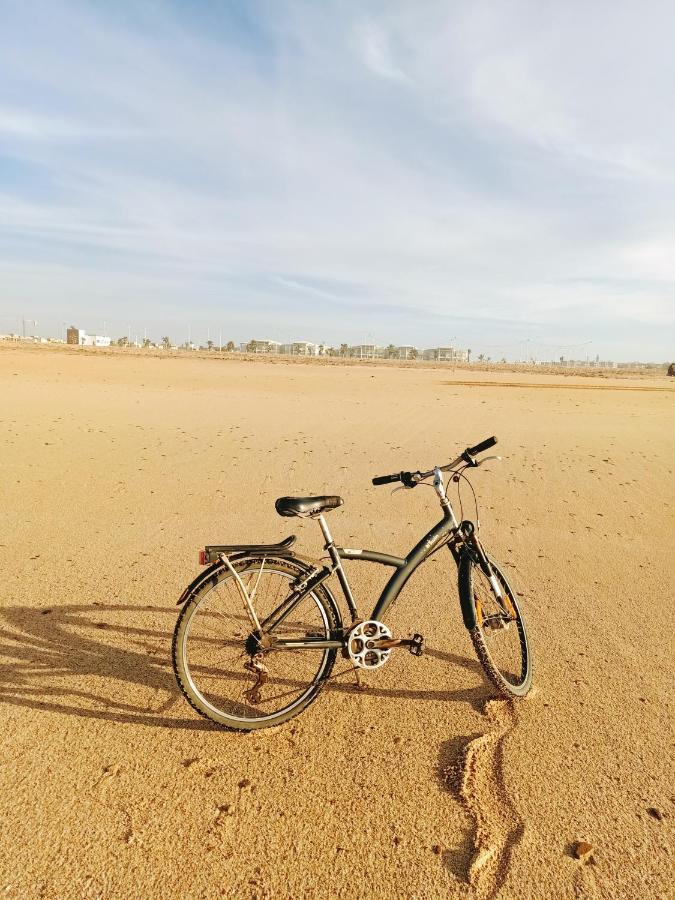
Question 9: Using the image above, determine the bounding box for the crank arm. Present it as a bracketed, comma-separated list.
[371, 634, 425, 656]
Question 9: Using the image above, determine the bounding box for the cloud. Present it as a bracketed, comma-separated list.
[0, 0, 673, 358]
[355, 20, 411, 83]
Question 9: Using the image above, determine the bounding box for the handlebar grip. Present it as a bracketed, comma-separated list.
[372, 473, 401, 486]
[467, 435, 498, 456]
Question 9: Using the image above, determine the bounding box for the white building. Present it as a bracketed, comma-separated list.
[280, 341, 320, 356]
[423, 347, 469, 363]
[394, 345, 418, 360]
[349, 344, 385, 359]
[240, 340, 282, 354]
[66, 327, 111, 347]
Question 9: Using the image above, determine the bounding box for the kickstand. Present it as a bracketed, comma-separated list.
[352, 666, 367, 692]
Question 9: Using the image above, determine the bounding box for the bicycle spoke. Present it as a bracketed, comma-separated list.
[176, 561, 335, 724]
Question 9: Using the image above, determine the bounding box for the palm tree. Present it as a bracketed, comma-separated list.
[162, 336, 171, 350]
[478, 353, 484, 362]
[339, 343, 349, 357]
[385, 344, 396, 359]
[142, 337, 151, 348]
[226, 341, 235, 352]
[207, 340, 214, 351]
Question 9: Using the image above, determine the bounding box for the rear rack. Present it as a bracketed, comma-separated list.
[201, 535, 296, 565]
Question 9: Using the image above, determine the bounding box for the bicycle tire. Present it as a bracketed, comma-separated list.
[459, 551, 532, 698]
[173, 556, 341, 730]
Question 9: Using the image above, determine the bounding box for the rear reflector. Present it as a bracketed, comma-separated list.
[198, 550, 207, 566]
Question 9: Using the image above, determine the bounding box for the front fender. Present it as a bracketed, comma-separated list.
[457, 550, 478, 630]
[176, 561, 223, 606]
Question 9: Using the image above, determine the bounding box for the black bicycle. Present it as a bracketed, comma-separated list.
[173, 436, 532, 731]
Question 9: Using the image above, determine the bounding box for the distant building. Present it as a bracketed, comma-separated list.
[349, 344, 385, 359]
[423, 347, 468, 362]
[66, 327, 111, 347]
[554, 358, 617, 368]
[66, 327, 85, 345]
[241, 340, 282, 354]
[280, 341, 320, 356]
[393, 345, 418, 360]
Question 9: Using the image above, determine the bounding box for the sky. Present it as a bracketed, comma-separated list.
[1, 0, 674, 361]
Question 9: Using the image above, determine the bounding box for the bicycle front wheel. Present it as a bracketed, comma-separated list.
[459, 552, 532, 698]
[173, 557, 340, 730]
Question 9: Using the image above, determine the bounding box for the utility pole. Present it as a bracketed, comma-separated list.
[23, 317, 38, 339]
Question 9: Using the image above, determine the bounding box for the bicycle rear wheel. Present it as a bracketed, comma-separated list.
[173, 557, 340, 730]
[459, 552, 532, 698]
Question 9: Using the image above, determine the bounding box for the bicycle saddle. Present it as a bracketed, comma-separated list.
[275, 495, 344, 518]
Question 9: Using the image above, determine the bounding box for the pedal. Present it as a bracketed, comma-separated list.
[408, 633, 425, 657]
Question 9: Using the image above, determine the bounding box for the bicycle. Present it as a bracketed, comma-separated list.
[173, 436, 532, 731]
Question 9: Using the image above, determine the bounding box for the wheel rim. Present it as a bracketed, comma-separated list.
[180, 564, 332, 724]
[473, 565, 528, 687]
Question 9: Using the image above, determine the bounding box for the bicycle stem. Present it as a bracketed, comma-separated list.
[433, 466, 460, 528]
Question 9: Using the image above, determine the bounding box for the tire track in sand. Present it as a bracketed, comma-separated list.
[443, 379, 673, 392]
[456, 700, 525, 898]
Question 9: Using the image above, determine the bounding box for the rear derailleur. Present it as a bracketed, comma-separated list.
[243, 652, 269, 705]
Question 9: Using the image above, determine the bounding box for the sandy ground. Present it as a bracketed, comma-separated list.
[1, 346, 673, 899]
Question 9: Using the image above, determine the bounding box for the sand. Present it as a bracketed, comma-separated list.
[1, 346, 673, 899]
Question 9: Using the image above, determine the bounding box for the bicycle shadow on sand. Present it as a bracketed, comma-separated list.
[0, 601, 489, 730]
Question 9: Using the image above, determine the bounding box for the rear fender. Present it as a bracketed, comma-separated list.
[176, 561, 223, 606]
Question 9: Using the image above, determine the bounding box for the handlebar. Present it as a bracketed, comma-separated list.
[466, 435, 497, 457]
[372, 473, 401, 486]
[371, 436, 498, 487]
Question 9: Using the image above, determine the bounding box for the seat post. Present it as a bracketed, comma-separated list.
[316, 514, 334, 548]
[315, 512, 359, 620]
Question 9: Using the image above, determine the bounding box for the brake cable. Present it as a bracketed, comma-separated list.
[447, 465, 480, 527]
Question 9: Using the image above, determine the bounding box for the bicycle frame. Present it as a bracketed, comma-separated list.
[256, 467, 486, 651]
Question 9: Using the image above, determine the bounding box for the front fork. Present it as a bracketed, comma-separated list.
[454, 521, 498, 588]
[454, 522, 514, 626]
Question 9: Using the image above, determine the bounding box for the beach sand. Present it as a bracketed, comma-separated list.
[1, 346, 673, 898]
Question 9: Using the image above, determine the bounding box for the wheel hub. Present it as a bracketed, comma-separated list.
[244, 631, 276, 655]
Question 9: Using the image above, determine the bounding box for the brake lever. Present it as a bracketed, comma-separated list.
[476, 455, 502, 467]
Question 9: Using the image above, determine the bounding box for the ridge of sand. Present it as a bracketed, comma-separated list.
[442, 699, 525, 897]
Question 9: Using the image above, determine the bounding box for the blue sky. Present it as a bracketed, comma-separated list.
[1, 0, 674, 360]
